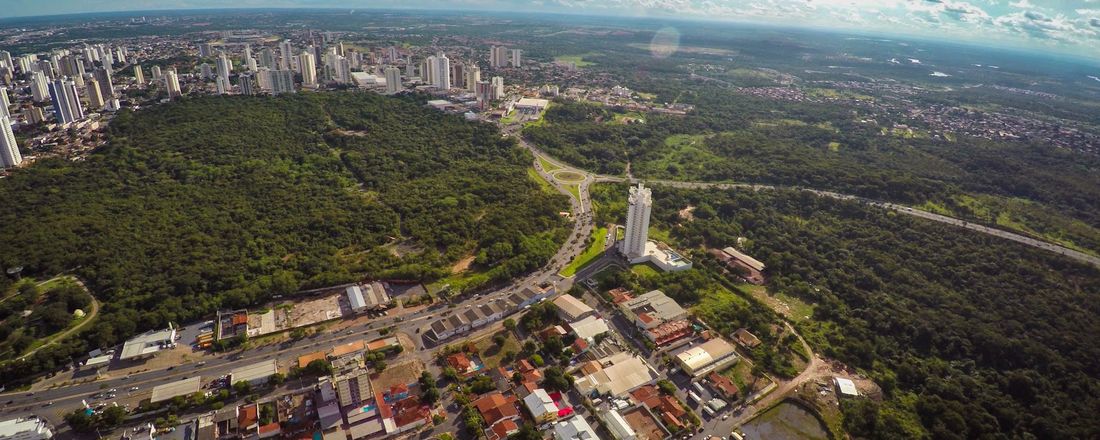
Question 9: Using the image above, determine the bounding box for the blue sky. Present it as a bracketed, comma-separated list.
[4, 0, 1100, 58]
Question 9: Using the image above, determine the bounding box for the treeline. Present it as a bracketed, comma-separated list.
[0, 92, 568, 385]
[608, 183, 1100, 438]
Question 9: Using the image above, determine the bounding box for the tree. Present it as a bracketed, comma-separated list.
[65, 409, 95, 433]
[657, 380, 677, 395]
[469, 375, 495, 394]
[530, 354, 545, 367]
[542, 366, 573, 392]
[503, 318, 517, 332]
[373, 360, 387, 373]
[100, 406, 128, 428]
[304, 359, 334, 376]
[493, 334, 507, 346]
[233, 380, 252, 395]
[290, 328, 308, 340]
[268, 372, 286, 386]
[509, 423, 544, 440]
[443, 366, 459, 382]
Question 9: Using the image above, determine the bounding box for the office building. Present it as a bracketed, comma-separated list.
[300, 51, 317, 87]
[466, 66, 480, 92]
[31, 72, 50, 102]
[48, 78, 84, 124]
[491, 76, 504, 100]
[85, 78, 105, 109]
[1, 116, 21, 169]
[164, 69, 181, 97]
[94, 67, 114, 99]
[510, 49, 522, 68]
[621, 183, 651, 259]
[0, 417, 54, 440]
[384, 66, 402, 94]
[0, 87, 9, 118]
[133, 65, 145, 84]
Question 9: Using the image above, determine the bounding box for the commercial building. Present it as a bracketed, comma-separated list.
[674, 338, 738, 378]
[713, 247, 766, 285]
[573, 352, 658, 398]
[600, 409, 636, 440]
[618, 290, 689, 330]
[553, 416, 599, 440]
[0, 417, 53, 440]
[0, 116, 21, 169]
[553, 294, 595, 322]
[229, 359, 278, 386]
[119, 327, 177, 361]
[150, 376, 202, 404]
[644, 319, 693, 346]
[620, 183, 651, 259]
[515, 98, 549, 114]
[569, 316, 610, 342]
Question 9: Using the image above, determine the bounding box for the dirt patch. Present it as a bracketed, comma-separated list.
[678, 205, 696, 221]
[372, 359, 425, 391]
[451, 255, 476, 274]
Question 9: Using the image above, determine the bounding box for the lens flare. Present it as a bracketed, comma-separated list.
[649, 27, 680, 59]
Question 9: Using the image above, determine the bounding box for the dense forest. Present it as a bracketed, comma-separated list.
[0, 93, 569, 383]
[590, 183, 1100, 439]
[525, 98, 1100, 254]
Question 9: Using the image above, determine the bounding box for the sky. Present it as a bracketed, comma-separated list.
[4, 0, 1100, 59]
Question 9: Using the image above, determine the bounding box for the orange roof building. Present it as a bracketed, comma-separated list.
[331, 340, 366, 358]
[297, 351, 327, 369]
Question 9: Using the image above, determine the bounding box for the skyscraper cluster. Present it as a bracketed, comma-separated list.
[489, 46, 522, 69]
[47, 78, 84, 124]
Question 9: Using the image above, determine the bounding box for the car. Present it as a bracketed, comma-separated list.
[130, 387, 140, 391]
[196, 361, 206, 366]
[722, 414, 730, 421]
[44, 402, 53, 406]
[166, 366, 175, 370]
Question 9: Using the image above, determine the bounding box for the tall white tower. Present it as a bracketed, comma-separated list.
[1, 115, 22, 169]
[434, 52, 451, 90]
[384, 66, 402, 94]
[299, 51, 317, 87]
[620, 183, 652, 259]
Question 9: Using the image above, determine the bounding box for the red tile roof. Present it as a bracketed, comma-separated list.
[447, 353, 472, 372]
[238, 404, 258, 428]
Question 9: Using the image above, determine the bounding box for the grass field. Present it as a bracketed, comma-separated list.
[554, 54, 597, 67]
[564, 184, 581, 201]
[527, 168, 557, 195]
[630, 263, 661, 279]
[474, 329, 522, 369]
[561, 227, 609, 277]
[537, 156, 561, 172]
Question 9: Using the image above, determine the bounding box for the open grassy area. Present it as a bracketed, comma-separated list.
[537, 156, 562, 172]
[473, 329, 522, 369]
[527, 168, 557, 195]
[561, 226, 609, 277]
[564, 184, 581, 201]
[636, 133, 728, 179]
[630, 263, 661, 279]
[554, 54, 598, 67]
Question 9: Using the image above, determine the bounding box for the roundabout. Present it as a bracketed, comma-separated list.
[550, 169, 586, 184]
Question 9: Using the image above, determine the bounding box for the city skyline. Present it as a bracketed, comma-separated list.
[1, 1, 1099, 61]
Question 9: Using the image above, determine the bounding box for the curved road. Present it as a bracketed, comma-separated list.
[522, 139, 1100, 269]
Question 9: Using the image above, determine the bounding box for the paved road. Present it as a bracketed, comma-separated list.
[586, 175, 1100, 269]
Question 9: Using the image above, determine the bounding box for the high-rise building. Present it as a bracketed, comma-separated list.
[216, 52, 232, 84]
[420, 58, 432, 84]
[299, 51, 317, 87]
[259, 48, 276, 70]
[93, 67, 114, 99]
[48, 78, 84, 124]
[335, 57, 352, 85]
[239, 73, 255, 96]
[0, 417, 52, 440]
[510, 49, 522, 68]
[475, 80, 492, 108]
[198, 43, 214, 58]
[432, 52, 451, 90]
[114, 47, 126, 64]
[243, 44, 253, 67]
[0, 87, 10, 118]
[199, 63, 213, 80]
[85, 78, 105, 109]
[150, 65, 162, 81]
[491, 76, 504, 100]
[31, 71, 50, 103]
[268, 70, 295, 95]
[133, 65, 145, 84]
[279, 41, 293, 70]
[22, 106, 46, 124]
[387, 46, 399, 63]
[451, 63, 465, 89]
[384, 66, 402, 94]
[466, 66, 481, 93]
[0, 115, 21, 169]
[0, 51, 12, 70]
[490, 46, 509, 69]
[620, 183, 652, 259]
[164, 69, 181, 97]
[215, 76, 228, 95]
